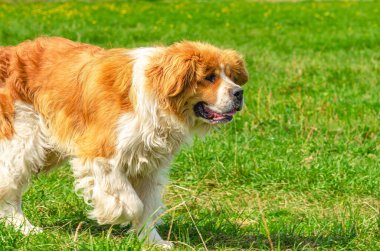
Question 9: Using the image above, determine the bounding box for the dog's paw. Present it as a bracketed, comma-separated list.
[20, 224, 43, 235]
[153, 240, 174, 249]
[3, 215, 43, 235]
[138, 226, 173, 249]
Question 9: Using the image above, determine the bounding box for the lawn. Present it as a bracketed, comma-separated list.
[0, 0, 379, 250]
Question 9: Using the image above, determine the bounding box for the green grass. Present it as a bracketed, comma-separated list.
[0, 0, 379, 250]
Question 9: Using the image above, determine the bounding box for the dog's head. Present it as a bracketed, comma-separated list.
[147, 42, 248, 126]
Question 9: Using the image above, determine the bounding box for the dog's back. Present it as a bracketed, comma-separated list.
[0, 37, 101, 140]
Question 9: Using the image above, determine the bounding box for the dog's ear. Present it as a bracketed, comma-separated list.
[224, 50, 249, 86]
[162, 57, 197, 97]
[147, 43, 199, 98]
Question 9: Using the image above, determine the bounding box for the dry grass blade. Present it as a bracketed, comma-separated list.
[180, 194, 208, 251]
[256, 193, 274, 251]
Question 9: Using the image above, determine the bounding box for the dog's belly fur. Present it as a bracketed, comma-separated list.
[42, 150, 66, 172]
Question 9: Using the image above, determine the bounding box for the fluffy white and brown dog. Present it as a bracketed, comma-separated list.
[0, 37, 248, 247]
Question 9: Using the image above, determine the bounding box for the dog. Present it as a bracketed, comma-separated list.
[0, 37, 248, 247]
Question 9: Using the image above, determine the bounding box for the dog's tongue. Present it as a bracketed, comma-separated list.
[204, 107, 220, 119]
[212, 112, 227, 120]
[204, 107, 236, 121]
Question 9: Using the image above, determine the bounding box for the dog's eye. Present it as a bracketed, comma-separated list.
[205, 74, 216, 83]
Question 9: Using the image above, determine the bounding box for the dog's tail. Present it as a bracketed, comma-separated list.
[0, 47, 15, 140]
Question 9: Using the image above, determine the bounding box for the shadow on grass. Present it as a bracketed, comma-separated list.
[156, 214, 358, 249]
[37, 208, 357, 249]
[0, 216, 356, 250]
[44, 216, 132, 237]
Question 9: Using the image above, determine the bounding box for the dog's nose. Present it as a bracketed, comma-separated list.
[232, 88, 244, 102]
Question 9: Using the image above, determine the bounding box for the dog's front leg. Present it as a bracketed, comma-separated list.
[132, 168, 173, 249]
[71, 158, 144, 225]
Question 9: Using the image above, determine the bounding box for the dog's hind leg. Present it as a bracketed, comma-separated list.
[0, 102, 48, 234]
[0, 175, 39, 235]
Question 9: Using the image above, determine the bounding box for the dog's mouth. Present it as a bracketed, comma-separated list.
[193, 102, 237, 124]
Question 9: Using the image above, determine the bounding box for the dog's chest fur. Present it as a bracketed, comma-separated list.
[113, 113, 188, 177]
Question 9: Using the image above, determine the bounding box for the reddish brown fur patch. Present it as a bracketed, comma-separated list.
[0, 92, 14, 139]
[0, 37, 134, 158]
[0, 47, 10, 87]
[223, 50, 249, 86]
[196, 78, 222, 105]
[0, 47, 15, 139]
